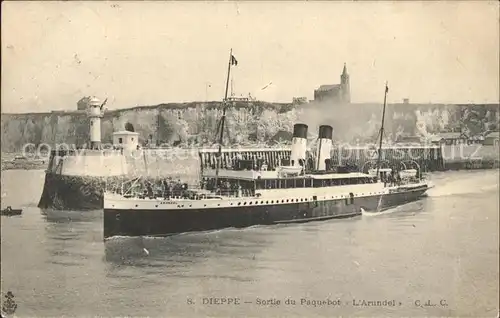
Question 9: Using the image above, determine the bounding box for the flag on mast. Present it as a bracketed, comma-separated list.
[385, 83, 389, 93]
[231, 54, 238, 66]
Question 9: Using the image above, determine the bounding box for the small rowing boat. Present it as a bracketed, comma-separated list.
[1, 206, 23, 216]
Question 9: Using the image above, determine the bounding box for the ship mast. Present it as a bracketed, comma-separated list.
[375, 82, 389, 177]
[215, 48, 236, 185]
[156, 106, 160, 146]
[230, 77, 234, 97]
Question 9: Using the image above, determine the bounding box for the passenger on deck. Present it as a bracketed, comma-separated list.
[389, 173, 395, 186]
[164, 182, 171, 199]
[146, 182, 154, 198]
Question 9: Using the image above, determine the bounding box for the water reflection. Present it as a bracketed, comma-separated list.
[103, 227, 272, 267]
[2, 169, 497, 317]
[41, 208, 103, 267]
[41, 208, 102, 223]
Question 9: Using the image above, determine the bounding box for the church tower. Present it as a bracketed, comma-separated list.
[340, 63, 351, 103]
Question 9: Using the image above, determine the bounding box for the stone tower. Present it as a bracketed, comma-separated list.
[87, 96, 105, 150]
[340, 63, 351, 103]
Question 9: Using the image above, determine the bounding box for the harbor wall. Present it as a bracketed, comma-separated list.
[48, 149, 128, 176]
[37, 148, 201, 210]
[37, 143, 498, 211]
[198, 144, 499, 172]
[2, 102, 499, 153]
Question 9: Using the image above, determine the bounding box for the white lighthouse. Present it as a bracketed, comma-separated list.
[87, 96, 105, 150]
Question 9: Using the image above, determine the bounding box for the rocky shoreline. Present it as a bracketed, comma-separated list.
[2, 101, 499, 153]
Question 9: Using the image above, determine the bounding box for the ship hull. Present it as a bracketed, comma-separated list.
[103, 187, 428, 239]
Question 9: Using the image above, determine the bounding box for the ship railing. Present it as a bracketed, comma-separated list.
[104, 176, 148, 196]
[114, 192, 257, 201]
[107, 184, 257, 200]
[121, 176, 143, 197]
[383, 176, 424, 187]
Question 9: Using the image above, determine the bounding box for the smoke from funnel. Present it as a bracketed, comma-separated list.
[295, 98, 381, 144]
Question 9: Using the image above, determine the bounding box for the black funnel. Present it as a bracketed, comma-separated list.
[292, 124, 308, 139]
[318, 125, 333, 139]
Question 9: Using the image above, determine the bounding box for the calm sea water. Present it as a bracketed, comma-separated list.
[1, 169, 498, 317]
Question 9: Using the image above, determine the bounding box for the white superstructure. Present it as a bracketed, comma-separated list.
[105, 165, 431, 211]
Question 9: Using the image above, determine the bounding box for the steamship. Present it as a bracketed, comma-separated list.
[102, 51, 432, 239]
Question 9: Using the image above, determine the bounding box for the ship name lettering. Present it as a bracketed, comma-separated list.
[160, 201, 178, 205]
[352, 299, 396, 307]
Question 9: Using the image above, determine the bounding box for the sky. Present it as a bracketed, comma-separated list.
[1, 1, 499, 113]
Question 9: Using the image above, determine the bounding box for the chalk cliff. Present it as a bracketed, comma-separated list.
[1, 101, 499, 152]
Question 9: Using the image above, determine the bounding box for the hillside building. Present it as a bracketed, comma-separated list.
[313, 63, 351, 103]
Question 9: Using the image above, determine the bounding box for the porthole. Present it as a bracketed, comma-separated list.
[249, 202, 252, 205]
[238, 202, 241, 206]
[261, 201, 264, 204]
[155, 205, 158, 208]
[204, 204, 207, 207]
[230, 203, 233, 205]
[244, 202, 247, 205]
[266, 201, 269, 204]
[218, 204, 220, 206]
[189, 205, 192, 207]
[135, 204, 138, 207]
[271, 200, 274, 203]
[286, 199, 289, 203]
